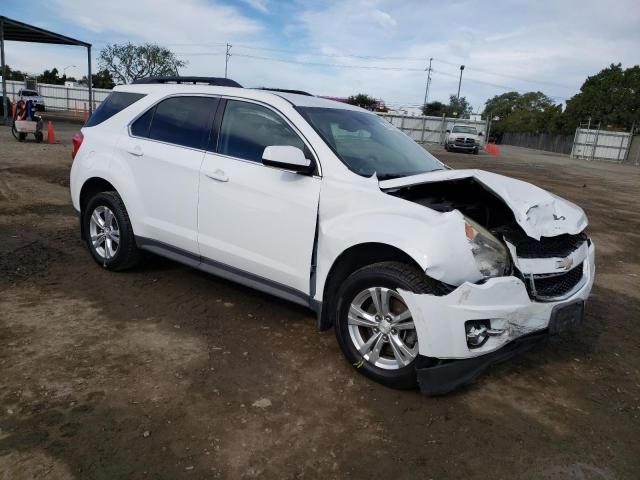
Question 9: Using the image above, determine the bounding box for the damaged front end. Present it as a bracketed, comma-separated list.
[380, 169, 595, 394]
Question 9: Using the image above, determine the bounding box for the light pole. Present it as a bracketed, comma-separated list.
[456, 65, 465, 100]
[63, 64, 76, 78]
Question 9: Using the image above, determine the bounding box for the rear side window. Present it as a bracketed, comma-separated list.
[85, 92, 146, 127]
[134, 96, 217, 149]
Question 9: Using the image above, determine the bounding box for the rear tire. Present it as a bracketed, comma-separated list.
[83, 191, 141, 271]
[473, 147, 479, 155]
[334, 261, 441, 389]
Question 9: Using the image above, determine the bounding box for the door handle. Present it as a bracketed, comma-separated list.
[127, 145, 144, 157]
[204, 169, 229, 182]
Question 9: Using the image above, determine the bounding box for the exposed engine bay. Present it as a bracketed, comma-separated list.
[385, 177, 590, 302]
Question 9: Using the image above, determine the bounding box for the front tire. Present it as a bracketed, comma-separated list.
[83, 191, 141, 271]
[334, 261, 439, 389]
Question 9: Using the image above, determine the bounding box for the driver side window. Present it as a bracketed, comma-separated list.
[218, 100, 305, 163]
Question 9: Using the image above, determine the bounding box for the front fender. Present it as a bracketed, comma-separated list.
[314, 176, 483, 301]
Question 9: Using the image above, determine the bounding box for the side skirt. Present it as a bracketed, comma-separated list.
[135, 236, 319, 310]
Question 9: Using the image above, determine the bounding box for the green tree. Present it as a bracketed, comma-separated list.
[38, 67, 64, 85]
[447, 95, 472, 117]
[421, 101, 447, 116]
[79, 69, 116, 89]
[483, 91, 564, 134]
[346, 93, 378, 109]
[98, 43, 187, 84]
[1, 65, 26, 81]
[564, 63, 640, 131]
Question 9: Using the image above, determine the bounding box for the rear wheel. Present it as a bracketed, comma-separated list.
[83, 191, 141, 271]
[334, 261, 439, 389]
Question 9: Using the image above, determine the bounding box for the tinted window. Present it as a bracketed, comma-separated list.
[85, 92, 145, 127]
[148, 96, 217, 149]
[218, 100, 304, 162]
[131, 108, 154, 138]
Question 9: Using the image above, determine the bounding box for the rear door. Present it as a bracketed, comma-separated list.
[122, 95, 219, 254]
[198, 99, 321, 299]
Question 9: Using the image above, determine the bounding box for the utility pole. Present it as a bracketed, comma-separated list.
[456, 65, 465, 100]
[422, 57, 433, 111]
[225, 43, 232, 78]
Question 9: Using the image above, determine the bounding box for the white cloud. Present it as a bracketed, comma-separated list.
[242, 0, 269, 14]
[3, 0, 639, 111]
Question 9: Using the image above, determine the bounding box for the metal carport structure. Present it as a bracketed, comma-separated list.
[0, 15, 93, 124]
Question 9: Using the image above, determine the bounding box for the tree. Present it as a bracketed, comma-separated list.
[38, 68, 64, 85]
[421, 101, 447, 116]
[447, 95, 472, 117]
[564, 63, 640, 131]
[483, 91, 564, 134]
[79, 69, 116, 89]
[346, 93, 378, 110]
[98, 43, 187, 84]
[1, 65, 26, 81]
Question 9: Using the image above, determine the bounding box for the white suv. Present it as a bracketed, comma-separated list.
[70, 77, 595, 394]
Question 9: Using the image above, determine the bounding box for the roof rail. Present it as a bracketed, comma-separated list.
[257, 87, 313, 96]
[132, 76, 243, 88]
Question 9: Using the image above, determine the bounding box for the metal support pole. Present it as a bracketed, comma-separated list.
[422, 57, 432, 109]
[420, 116, 427, 143]
[440, 113, 446, 143]
[87, 45, 93, 111]
[1, 17, 8, 125]
[225, 43, 231, 78]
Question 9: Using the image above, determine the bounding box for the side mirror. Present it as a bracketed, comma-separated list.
[445, 129, 451, 133]
[479, 131, 484, 136]
[262, 146, 313, 174]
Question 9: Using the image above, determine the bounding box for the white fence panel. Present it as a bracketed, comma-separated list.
[4, 79, 112, 112]
[571, 128, 631, 162]
[378, 113, 488, 145]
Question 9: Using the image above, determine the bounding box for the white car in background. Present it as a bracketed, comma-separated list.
[17, 88, 46, 112]
[69, 77, 595, 395]
[444, 124, 482, 154]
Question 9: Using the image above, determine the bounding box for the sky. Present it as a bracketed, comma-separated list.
[2, 0, 639, 112]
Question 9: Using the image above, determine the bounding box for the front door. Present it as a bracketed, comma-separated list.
[198, 99, 321, 299]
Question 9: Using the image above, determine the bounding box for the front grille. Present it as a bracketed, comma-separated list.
[524, 263, 585, 300]
[504, 230, 587, 258]
[454, 137, 475, 146]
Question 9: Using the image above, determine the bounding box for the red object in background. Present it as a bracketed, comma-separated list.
[485, 143, 500, 157]
[47, 121, 56, 144]
[71, 131, 84, 159]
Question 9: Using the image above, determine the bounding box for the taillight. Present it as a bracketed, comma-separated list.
[71, 131, 84, 159]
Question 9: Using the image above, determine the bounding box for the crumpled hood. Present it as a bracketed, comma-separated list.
[379, 169, 587, 240]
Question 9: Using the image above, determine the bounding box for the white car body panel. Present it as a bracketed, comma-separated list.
[198, 151, 321, 294]
[69, 82, 596, 368]
[399, 242, 595, 358]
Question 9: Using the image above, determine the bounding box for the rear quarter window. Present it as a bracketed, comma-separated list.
[85, 92, 146, 127]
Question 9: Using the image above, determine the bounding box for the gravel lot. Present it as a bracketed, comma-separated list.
[1, 123, 639, 479]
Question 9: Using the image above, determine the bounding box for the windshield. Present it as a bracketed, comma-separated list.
[21, 90, 38, 97]
[298, 107, 443, 179]
[452, 125, 477, 134]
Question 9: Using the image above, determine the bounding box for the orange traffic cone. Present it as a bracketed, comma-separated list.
[47, 121, 56, 144]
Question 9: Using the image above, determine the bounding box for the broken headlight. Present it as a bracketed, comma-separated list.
[464, 218, 509, 278]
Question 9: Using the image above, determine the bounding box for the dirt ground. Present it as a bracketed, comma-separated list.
[1, 123, 639, 480]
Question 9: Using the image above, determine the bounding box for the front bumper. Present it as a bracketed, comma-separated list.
[448, 143, 478, 150]
[399, 241, 595, 392]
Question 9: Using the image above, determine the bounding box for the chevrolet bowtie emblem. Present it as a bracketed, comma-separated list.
[556, 256, 573, 270]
